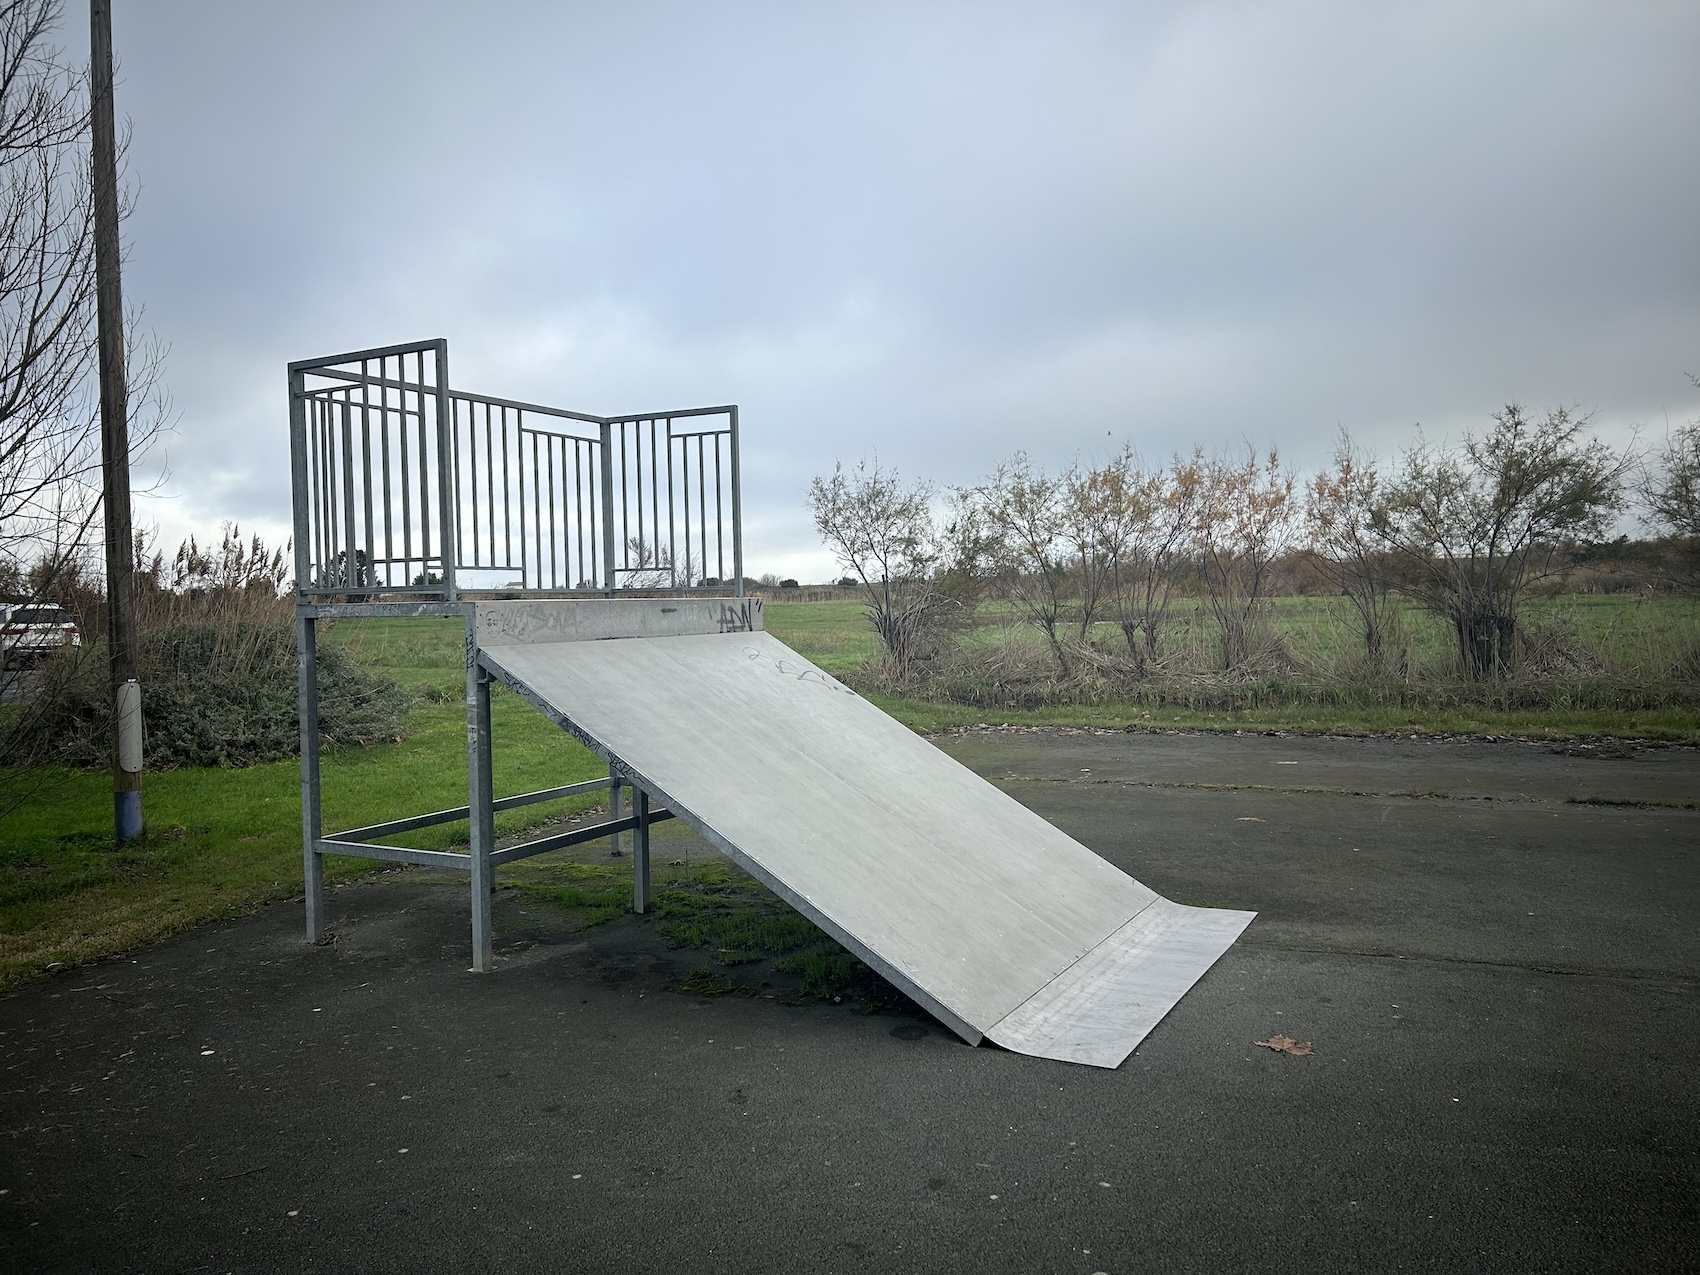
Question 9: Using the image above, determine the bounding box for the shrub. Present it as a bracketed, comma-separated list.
[23, 613, 405, 770]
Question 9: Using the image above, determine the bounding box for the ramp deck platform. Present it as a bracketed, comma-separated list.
[367, 598, 1251, 1068]
[288, 340, 1253, 1068]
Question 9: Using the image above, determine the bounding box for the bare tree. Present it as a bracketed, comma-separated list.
[1638, 383, 1700, 588]
[932, 485, 993, 611]
[1371, 405, 1629, 677]
[975, 452, 1072, 673]
[618, 536, 681, 590]
[1060, 456, 1125, 641]
[0, 0, 98, 598]
[1193, 447, 1297, 669]
[808, 457, 945, 680]
[1105, 449, 1201, 667]
[0, 0, 163, 616]
[1306, 429, 1400, 670]
[0, 1, 167, 802]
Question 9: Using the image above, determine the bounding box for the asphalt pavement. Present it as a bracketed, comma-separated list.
[2, 729, 1695, 1273]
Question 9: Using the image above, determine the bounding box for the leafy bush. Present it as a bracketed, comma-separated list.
[25, 615, 406, 770]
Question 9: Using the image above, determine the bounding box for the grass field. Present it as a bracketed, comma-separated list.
[2, 592, 1695, 992]
[772, 594, 1700, 738]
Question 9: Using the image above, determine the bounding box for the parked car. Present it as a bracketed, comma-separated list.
[1, 602, 82, 662]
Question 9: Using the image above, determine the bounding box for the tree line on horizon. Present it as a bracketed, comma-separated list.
[809, 402, 1700, 684]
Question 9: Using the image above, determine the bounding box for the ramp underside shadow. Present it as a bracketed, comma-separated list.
[479, 623, 1254, 1068]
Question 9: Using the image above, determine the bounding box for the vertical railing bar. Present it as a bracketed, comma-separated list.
[360, 367, 376, 591]
[697, 434, 707, 591]
[682, 432, 693, 590]
[574, 439, 586, 590]
[345, 390, 358, 582]
[377, 364, 394, 586]
[462, 398, 472, 566]
[547, 435, 559, 589]
[333, 397, 346, 586]
[459, 399, 472, 564]
[463, 394, 470, 569]
[324, 397, 340, 585]
[465, 397, 477, 566]
[434, 343, 456, 600]
[485, 402, 496, 569]
[665, 421, 676, 586]
[467, 399, 478, 567]
[341, 390, 357, 587]
[589, 439, 600, 588]
[620, 422, 631, 575]
[600, 422, 615, 592]
[501, 407, 513, 573]
[530, 431, 541, 589]
[472, 398, 483, 568]
[288, 368, 310, 597]
[322, 396, 336, 587]
[649, 419, 661, 583]
[305, 396, 317, 584]
[474, 401, 483, 568]
[338, 399, 355, 588]
[416, 349, 432, 574]
[397, 355, 413, 578]
[464, 398, 476, 567]
[515, 422, 527, 588]
[730, 406, 742, 595]
[714, 431, 724, 584]
[310, 396, 324, 586]
[324, 394, 339, 585]
[633, 421, 646, 575]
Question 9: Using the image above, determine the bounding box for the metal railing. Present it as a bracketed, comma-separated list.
[288, 338, 742, 601]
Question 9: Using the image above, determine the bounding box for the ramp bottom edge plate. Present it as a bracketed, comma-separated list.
[984, 899, 1257, 1069]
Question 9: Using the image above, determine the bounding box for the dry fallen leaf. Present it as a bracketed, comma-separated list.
[1254, 1034, 1313, 1056]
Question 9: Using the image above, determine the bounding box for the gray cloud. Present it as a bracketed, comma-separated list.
[68, 0, 1700, 578]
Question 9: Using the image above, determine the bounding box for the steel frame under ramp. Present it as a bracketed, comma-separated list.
[296, 597, 681, 969]
[289, 340, 1255, 1068]
[290, 337, 742, 969]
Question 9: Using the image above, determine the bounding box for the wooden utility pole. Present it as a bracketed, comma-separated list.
[91, 0, 141, 841]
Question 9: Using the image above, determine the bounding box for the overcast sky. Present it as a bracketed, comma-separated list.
[67, 0, 1700, 581]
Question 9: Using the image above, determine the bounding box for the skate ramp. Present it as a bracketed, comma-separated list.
[476, 599, 1255, 1067]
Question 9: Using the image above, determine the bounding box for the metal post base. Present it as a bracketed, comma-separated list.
[114, 789, 143, 841]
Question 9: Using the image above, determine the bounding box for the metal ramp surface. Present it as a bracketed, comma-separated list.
[476, 598, 1255, 1069]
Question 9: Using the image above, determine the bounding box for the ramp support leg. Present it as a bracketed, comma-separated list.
[467, 652, 495, 973]
[633, 788, 651, 913]
[608, 777, 625, 857]
[297, 612, 325, 943]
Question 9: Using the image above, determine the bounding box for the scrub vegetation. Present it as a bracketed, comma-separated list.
[805, 405, 1700, 730]
[4, 402, 1697, 992]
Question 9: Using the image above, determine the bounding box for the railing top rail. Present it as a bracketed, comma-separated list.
[300, 369, 431, 396]
[451, 389, 605, 426]
[601, 405, 737, 426]
[304, 376, 604, 431]
[289, 337, 446, 375]
[295, 356, 735, 432]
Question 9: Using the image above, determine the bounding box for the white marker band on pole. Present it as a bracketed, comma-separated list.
[116, 678, 143, 773]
